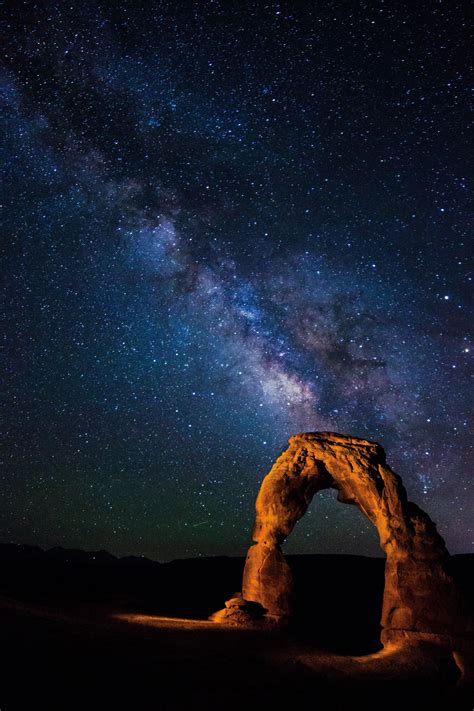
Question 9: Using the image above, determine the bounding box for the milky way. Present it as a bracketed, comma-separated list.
[1, 1, 472, 560]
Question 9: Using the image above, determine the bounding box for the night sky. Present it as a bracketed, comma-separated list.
[2, 1, 472, 562]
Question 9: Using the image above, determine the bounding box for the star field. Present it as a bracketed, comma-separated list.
[1, 1, 472, 560]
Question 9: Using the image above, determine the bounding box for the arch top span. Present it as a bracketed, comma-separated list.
[211, 432, 470, 653]
[289, 430, 384, 453]
[251, 432, 386, 536]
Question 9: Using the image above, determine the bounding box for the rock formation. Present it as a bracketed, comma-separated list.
[211, 432, 470, 651]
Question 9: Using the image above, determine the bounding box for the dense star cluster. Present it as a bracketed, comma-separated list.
[1, 1, 471, 560]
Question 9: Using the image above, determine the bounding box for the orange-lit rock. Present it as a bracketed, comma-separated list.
[208, 593, 270, 625]
[212, 432, 470, 650]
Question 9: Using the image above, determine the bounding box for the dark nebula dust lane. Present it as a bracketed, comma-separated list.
[1, 1, 472, 560]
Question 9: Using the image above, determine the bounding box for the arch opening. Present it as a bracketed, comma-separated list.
[283, 486, 381, 558]
[284, 487, 385, 653]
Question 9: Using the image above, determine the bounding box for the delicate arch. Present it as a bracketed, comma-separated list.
[213, 432, 468, 649]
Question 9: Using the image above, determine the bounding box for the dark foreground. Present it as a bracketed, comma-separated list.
[0, 545, 472, 710]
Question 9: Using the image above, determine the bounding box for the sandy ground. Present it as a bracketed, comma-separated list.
[0, 595, 472, 710]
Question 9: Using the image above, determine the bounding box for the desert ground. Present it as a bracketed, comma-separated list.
[1, 547, 472, 710]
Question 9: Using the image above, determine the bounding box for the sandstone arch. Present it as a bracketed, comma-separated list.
[213, 432, 469, 650]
